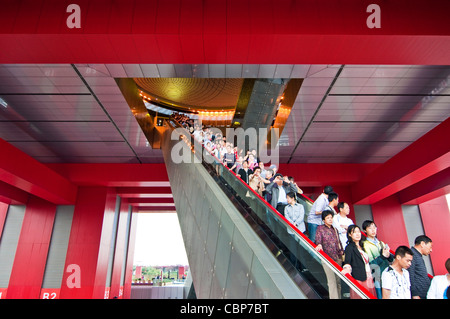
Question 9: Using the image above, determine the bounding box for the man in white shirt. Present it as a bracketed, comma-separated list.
[332, 202, 353, 249]
[382, 246, 414, 299]
[427, 258, 450, 299]
[306, 185, 333, 243]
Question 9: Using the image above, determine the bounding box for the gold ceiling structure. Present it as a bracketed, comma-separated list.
[133, 78, 244, 111]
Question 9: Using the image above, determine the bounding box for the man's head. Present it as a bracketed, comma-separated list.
[273, 173, 283, 185]
[414, 235, 433, 256]
[327, 192, 339, 207]
[337, 202, 350, 216]
[445, 258, 450, 274]
[362, 220, 378, 238]
[394, 246, 414, 270]
[323, 185, 333, 195]
[269, 164, 277, 174]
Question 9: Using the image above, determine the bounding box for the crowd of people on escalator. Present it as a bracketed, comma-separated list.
[171, 114, 449, 300]
[303, 183, 449, 300]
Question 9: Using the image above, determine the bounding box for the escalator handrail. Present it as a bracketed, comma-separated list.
[167, 119, 376, 299]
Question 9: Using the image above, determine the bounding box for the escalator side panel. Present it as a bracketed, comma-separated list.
[162, 128, 307, 299]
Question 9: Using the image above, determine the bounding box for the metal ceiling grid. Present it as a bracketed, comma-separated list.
[0, 64, 449, 165]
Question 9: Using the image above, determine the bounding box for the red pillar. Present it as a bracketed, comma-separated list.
[6, 196, 56, 299]
[109, 198, 130, 299]
[371, 195, 409, 250]
[60, 186, 117, 299]
[419, 195, 450, 275]
[123, 209, 138, 299]
[0, 202, 8, 239]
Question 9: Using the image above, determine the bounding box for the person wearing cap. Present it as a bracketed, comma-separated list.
[265, 173, 298, 216]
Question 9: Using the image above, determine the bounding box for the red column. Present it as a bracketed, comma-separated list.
[0, 202, 8, 239]
[59, 186, 117, 299]
[122, 209, 138, 299]
[371, 195, 409, 250]
[109, 198, 130, 299]
[6, 196, 56, 299]
[419, 195, 450, 275]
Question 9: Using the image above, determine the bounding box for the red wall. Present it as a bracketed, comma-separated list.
[370, 195, 410, 251]
[419, 195, 450, 275]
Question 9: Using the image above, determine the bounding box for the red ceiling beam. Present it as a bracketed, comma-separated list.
[0, 0, 449, 64]
[397, 167, 450, 205]
[278, 163, 380, 187]
[48, 164, 169, 187]
[130, 203, 175, 208]
[352, 118, 450, 205]
[134, 206, 176, 212]
[119, 193, 173, 199]
[0, 139, 77, 205]
[137, 211, 176, 214]
[127, 198, 174, 204]
[116, 186, 172, 196]
[0, 180, 29, 205]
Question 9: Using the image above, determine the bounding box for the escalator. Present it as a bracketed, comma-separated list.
[161, 119, 376, 299]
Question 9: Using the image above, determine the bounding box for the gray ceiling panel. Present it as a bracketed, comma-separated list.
[0, 64, 448, 164]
